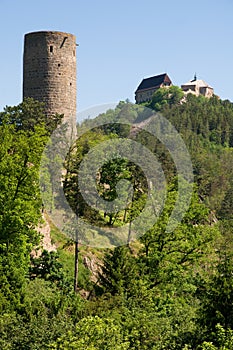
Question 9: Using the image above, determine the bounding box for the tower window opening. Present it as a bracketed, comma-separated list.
[58, 63, 61, 67]
[50, 45, 53, 53]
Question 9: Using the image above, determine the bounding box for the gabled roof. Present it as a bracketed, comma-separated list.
[136, 73, 172, 92]
[181, 79, 213, 89]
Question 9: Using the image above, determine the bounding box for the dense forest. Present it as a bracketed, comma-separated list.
[1, 88, 233, 349]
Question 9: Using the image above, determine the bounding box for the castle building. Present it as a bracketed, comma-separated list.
[23, 31, 77, 123]
[181, 75, 214, 98]
[135, 73, 172, 103]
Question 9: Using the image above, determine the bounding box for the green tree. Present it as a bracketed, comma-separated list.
[148, 86, 184, 111]
[0, 101, 49, 310]
[30, 250, 68, 288]
[48, 315, 130, 350]
[200, 324, 233, 350]
[99, 246, 138, 296]
[139, 181, 217, 287]
[0, 97, 62, 133]
[199, 221, 233, 333]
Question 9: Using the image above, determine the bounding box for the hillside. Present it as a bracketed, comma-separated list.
[1, 93, 233, 349]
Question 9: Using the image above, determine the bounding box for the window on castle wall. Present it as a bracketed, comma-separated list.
[50, 46, 53, 53]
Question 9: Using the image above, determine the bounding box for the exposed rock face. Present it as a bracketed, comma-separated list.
[32, 214, 56, 257]
[83, 254, 103, 284]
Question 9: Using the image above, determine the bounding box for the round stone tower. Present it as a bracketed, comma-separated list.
[23, 31, 77, 122]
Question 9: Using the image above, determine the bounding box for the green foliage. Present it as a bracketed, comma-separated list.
[99, 246, 138, 296]
[0, 114, 48, 310]
[0, 97, 62, 133]
[139, 182, 217, 289]
[48, 219, 92, 290]
[0, 279, 83, 350]
[198, 221, 233, 333]
[30, 250, 67, 287]
[147, 86, 184, 111]
[2, 96, 233, 349]
[48, 315, 130, 350]
[64, 129, 117, 225]
[200, 324, 233, 350]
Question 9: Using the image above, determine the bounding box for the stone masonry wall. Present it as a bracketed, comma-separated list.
[23, 31, 77, 121]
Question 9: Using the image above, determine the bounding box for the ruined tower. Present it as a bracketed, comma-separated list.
[23, 31, 77, 122]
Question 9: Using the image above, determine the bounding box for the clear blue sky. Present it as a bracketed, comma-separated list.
[0, 0, 233, 113]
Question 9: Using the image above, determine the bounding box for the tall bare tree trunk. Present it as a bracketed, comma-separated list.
[74, 229, 79, 293]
